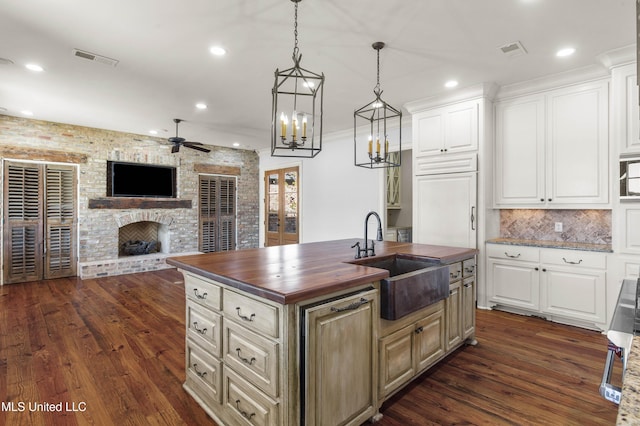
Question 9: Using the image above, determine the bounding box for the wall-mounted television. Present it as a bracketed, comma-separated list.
[107, 161, 176, 198]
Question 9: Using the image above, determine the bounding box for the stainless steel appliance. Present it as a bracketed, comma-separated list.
[600, 278, 638, 404]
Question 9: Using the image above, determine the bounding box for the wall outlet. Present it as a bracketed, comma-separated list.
[554, 222, 563, 232]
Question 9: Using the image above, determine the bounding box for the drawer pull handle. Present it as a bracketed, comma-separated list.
[504, 252, 521, 259]
[192, 363, 207, 378]
[193, 289, 208, 300]
[415, 326, 424, 334]
[330, 298, 370, 313]
[562, 258, 582, 265]
[235, 400, 256, 420]
[450, 271, 461, 279]
[464, 282, 473, 288]
[236, 307, 256, 322]
[236, 348, 256, 365]
[192, 321, 208, 335]
[464, 266, 475, 274]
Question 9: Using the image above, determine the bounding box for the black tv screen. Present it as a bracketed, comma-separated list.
[107, 161, 176, 198]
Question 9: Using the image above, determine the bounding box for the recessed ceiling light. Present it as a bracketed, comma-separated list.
[556, 47, 576, 57]
[25, 63, 44, 72]
[195, 103, 208, 110]
[21, 110, 34, 116]
[445, 80, 459, 88]
[149, 130, 158, 135]
[209, 46, 227, 56]
[232, 142, 240, 147]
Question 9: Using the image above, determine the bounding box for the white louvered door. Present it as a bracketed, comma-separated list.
[199, 175, 236, 253]
[3, 161, 77, 284]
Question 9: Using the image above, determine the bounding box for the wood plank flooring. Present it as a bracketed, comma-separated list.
[0, 270, 620, 425]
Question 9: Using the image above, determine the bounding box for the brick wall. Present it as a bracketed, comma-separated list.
[0, 115, 259, 277]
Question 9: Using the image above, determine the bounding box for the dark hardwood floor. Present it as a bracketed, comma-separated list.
[0, 269, 620, 425]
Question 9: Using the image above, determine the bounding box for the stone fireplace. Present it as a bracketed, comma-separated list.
[79, 210, 200, 279]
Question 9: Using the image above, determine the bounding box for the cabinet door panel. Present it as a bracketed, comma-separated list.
[379, 325, 415, 398]
[541, 268, 606, 323]
[415, 113, 443, 156]
[414, 172, 476, 248]
[488, 260, 540, 310]
[494, 96, 545, 205]
[462, 277, 476, 339]
[446, 282, 462, 350]
[415, 308, 446, 371]
[548, 82, 608, 204]
[445, 102, 478, 153]
[304, 289, 377, 426]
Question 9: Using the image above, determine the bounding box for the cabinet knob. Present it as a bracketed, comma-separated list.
[540, 198, 545, 202]
[534, 267, 539, 271]
[542, 268, 547, 272]
[548, 198, 552, 202]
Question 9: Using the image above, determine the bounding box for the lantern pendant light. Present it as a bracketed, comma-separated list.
[354, 42, 402, 169]
[271, 0, 324, 158]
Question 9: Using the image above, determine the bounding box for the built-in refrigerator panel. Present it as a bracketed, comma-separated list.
[413, 171, 477, 249]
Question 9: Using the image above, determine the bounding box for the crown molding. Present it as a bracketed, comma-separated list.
[403, 82, 499, 114]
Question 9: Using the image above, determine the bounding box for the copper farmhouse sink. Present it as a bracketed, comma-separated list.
[353, 254, 449, 320]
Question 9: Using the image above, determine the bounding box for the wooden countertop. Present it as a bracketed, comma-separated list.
[166, 239, 478, 304]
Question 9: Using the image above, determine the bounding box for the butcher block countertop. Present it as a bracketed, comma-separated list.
[166, 239, 478, 305]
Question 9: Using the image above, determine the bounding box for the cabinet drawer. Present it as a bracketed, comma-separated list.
[223, 320, 279, 398]
[223, 290, 280, 338]
[224, 368, 279, 426]
[185, 273, 222, 311]
[187, 301, 222, 357]
[462, 257, 476, 277]
[186, 339, 222, 403]
[540, 248, 606, 269]
[487, 244, 540, 263]
[448, 262, 462, 282]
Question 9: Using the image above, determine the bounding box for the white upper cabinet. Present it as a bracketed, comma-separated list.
[494, 79, 609, 208]
[413, 100, 479, 157]
[611, 63, 640, 155]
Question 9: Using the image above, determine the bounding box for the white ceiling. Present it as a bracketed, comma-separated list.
[0, 0, 635, 152]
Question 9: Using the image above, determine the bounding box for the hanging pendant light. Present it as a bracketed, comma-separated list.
[271, 0, 324, 158]
[354, 42, 402, 169]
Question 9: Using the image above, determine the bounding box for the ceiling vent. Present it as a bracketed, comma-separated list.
[72, 49, 119, 67]
[499, 41, 527, 57]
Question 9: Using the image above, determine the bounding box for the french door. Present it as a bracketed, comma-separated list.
[265, 166, 299, 246]
[199, 174, 236, 252]
[3, 161, 77, 284]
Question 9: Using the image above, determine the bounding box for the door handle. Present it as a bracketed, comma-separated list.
[470, 206, 476, 231]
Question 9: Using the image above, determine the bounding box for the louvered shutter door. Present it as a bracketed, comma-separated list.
[44, 165, 77, 278]
[199, 176, 217, 252]
[198, 175, 236, 253]
[219, 177, 236, 251]
[4, 162, 43, 283]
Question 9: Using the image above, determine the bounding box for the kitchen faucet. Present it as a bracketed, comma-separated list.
[352, 211, 383, 259]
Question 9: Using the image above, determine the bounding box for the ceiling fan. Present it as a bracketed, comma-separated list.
[168, 118, 211, 153]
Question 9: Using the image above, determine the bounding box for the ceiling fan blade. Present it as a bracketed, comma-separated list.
[184, 143, 211, 153]
[171, 143, 180, 153]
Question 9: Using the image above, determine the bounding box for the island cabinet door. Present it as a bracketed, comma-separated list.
[303, 288, 378, 426]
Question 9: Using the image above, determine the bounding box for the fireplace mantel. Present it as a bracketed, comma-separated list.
[88, 197, 192, 209]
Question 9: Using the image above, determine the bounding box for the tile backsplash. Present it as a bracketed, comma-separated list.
[500, 209, 611, 245]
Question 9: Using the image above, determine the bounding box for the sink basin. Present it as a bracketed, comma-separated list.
[355, 255, 449, 320]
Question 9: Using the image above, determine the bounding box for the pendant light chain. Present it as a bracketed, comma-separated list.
[293, 1, 299, 59]
[375, 47, 381, 95]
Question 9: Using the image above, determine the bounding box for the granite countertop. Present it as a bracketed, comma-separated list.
[167, 239, 478, 304]
[617, 337, 640, 424]
[486, 238, 612, 253]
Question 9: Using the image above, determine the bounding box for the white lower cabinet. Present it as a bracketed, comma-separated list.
[487, 243, 607, 328]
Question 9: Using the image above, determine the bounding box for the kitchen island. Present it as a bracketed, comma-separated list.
[167, 239, 477, 426]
